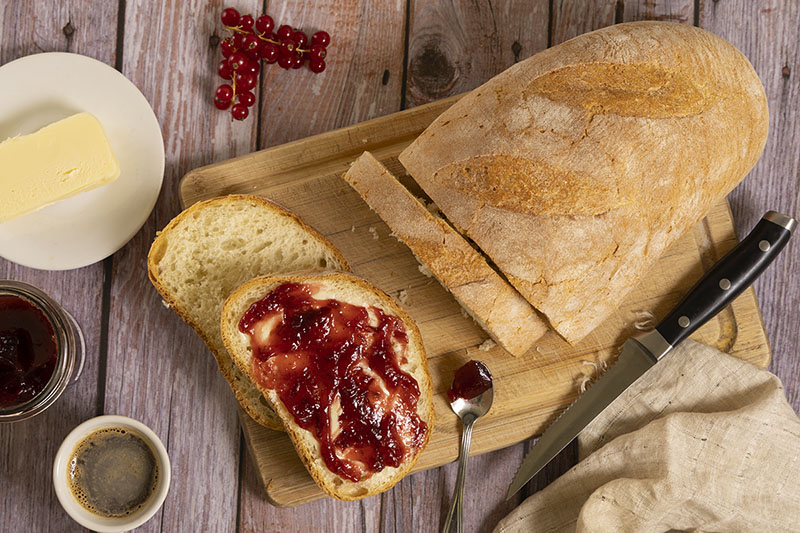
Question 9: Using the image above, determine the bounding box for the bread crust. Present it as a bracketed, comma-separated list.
[344, 151, 548, 355]
[220, 272, 434, 500]
[398, 21, 769, 344]
[147, 194, 351, 431]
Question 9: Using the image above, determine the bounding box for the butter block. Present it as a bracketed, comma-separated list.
[0, 113, 121, 222]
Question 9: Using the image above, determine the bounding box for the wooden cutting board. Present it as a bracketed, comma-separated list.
[180, 95, 770, 507]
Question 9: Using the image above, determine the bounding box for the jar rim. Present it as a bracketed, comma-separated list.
[0, 280, 80, 422]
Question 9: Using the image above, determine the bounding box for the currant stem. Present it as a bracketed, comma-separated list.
[256, 33, 280, 45]
[224, 25, 250, 34]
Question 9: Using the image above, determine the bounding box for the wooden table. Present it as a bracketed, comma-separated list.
[1, 1, 798, 531]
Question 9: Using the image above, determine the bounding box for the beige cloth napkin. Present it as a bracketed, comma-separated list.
[495, 340, 800, 533]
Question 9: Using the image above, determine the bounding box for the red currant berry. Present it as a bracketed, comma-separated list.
[309, 44, 327, 61]
[260, 42, 279, 63]
[233, 33, 246, 50]
[218, 59, 233, 79]
[236, 71, 257, 91]
[311, 31, 330, 47]
[239, 14, 254, 31]
[309, 59, 326, 73]
[280, 39, 296, 55]
[215, 98, 232, 110]
[255, 15, 274, 35]
[277, 54, 293, 69]
[244, 60, 260, 75]
[215, 84, 234, 102]
[277, 25, 294, 40]
[229, 52, 248, 71]
[238, 91, 256, 107]
[291, 53, 304, 69]
[220, 37, 236, 58]
[231, 103, 249, 120]
[292, 31, 308, 48]
[220, 8, 240, 27]
[243, 34, 260, 53]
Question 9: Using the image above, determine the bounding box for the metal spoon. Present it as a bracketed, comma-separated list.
[442, 360, 494, 533]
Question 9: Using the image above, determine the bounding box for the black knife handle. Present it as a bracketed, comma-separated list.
[656, 211, 795, 348]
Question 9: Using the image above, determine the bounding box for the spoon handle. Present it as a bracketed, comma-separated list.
[442, 415, 475, 533]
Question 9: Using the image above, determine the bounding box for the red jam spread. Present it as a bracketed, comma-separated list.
[238, 282, 427, 482]
[0, 295, 58, 408]
[448, 360, 492, 403]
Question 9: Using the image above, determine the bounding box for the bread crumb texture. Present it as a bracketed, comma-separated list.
[148, 195, 350, 430]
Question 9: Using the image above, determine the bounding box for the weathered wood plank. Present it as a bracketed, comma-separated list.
[256, 0, 407, 149]
[101, 1, 262, 532]
[623, 0, 693, 23]
[551, 0, 617, 45]
[381, 1, 551, 530]
[239, 1, 406, 531]
[239, 445, 381, 533]
[405, 0, 549, 107]
[0, 2, 116, 532]
[701, 0, 800, 410]
[553, 0, 695, 45]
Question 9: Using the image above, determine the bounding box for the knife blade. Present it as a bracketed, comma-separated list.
[506, 211, 796, 500]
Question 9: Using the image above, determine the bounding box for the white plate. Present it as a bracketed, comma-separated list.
[0, 52, 164, 270]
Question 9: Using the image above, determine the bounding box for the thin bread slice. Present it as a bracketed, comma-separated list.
[343, 152, 549, 356]
[147, 195, 351, 431]
[221, 272, 434, 500]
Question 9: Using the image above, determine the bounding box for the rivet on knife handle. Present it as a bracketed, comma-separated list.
[505, 211, 795, 500]
[656, 211, 795, 349]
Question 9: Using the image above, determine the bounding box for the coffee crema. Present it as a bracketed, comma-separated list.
[67, 426, 159, 518]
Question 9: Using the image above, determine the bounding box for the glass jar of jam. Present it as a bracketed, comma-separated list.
[0, 280, 84, 422]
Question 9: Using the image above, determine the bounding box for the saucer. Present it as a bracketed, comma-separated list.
[0, 52, 164, 270]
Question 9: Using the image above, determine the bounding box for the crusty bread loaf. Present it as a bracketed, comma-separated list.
[398, 21, 768, 344]
[147, 195, 350, 430]
[220, 272, 434, 500]
[343, 151, 548, 355]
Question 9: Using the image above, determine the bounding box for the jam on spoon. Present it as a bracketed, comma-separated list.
[443, 359, 494, 533]
[448, 359, 493, 402]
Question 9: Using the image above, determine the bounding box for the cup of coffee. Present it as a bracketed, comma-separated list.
[53, 415, 171, 532]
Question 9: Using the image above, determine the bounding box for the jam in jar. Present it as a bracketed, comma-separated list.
[0, 281, 84, 422]
[0, 294, 58, 407]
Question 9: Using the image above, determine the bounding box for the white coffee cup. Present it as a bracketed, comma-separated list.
[53, 415, 171, 532]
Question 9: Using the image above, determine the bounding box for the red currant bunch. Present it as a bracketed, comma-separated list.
[214, 7, 331, 120]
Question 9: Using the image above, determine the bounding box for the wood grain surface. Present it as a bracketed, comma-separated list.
[0, 2, 115, 531]
[0, 1, 798, 532]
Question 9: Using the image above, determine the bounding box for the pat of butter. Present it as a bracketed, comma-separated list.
[0, 113, 121, 223]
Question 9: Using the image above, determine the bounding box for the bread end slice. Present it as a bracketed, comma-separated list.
[221, 272, 434, 500]
[343, 152, 549, 356]
[148, 194, 351, 431]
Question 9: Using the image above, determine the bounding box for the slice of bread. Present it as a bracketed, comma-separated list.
[343, 152, 549, 356]
[148, 195, 351, 431]
[220, 272, 434, 500]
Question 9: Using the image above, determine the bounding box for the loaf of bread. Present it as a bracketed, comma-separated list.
[343, 151, 548, 355]
[147, 195, 351, 430]
[398, 21, 768, 343]
[220, 272, 434, 500]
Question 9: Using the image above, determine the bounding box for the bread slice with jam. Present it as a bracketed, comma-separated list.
[147, 195, 351, 431]
[220, 272, 434, 500]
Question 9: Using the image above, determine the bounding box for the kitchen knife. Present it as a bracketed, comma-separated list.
[506, 211, 796, 500]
